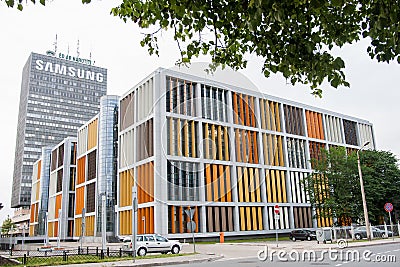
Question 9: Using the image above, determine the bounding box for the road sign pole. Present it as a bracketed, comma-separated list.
[389, 211, 394, 241]
[132, 186, 138, 262]
[190, 208, 196, 253]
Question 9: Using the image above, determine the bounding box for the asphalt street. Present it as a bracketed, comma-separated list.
[172, 242, 400, 267]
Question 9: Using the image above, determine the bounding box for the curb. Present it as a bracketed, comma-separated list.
[113, 254, 224, 267]
[345, 239, 400, 249]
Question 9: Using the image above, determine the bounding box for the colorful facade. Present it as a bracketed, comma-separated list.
[116, 66, 375, 238]
[47, 137, 77, 240]
[74, 95, 119, 240]
[29, 147, 52, 236]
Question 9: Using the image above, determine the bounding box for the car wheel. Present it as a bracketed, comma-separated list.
[171, 245, 180, 254]
[355, 234, 362, 240]
[291, 236, 296, 242]
[307, 236, 311, 241]
[381, 233, 386, 238]
[137, 247, 147, 257]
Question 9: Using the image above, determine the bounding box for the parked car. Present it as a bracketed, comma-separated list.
[289, 229, 317, 241]
[351, 226, 393, 240]
[121, 234, 182, 256]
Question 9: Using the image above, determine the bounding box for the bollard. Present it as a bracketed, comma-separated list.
[78, 246, 80, 255]
[87, 246, 89, 255]
[96, 247, 98, 256]
[23, 254, 27, 265]
[107, 247, 109, 257]
[119, 247, 122, 258]
[63, 251, 67, 261]
[101, 249, 104, 260]
[219, 232, 224, 243]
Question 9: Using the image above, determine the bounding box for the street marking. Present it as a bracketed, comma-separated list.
[335, 264, 342, 266]
[384, 251, 391, 253]
[377, 252, 382, 254]
[393, 249, 400, 252]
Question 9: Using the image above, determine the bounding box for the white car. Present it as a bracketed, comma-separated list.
[122, 234, 182, 256]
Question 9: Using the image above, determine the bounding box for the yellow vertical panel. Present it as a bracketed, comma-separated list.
[253, 132, 258, 164]
[281, 171, 287, 202]
[217, 126, 223, 160]
[225, 166, 232, 202]
[260, 100, 266, 129]
[211, 124, 216, 160]
[239, 207, 245, 231]
[270, 101, 276, 131]
[205, 165, 212, 201]
[276, 170, 282, 203]
[204, 123, 210, 159]
[252, 207, 257, 230]
[177, 119, 181, 156]
[263, 134, 269, 165]
[268, 134, 273, 165]
[243, 167, 250, 202]
[191, 121, 196, 157]
[235, 129, 241, 162]
[275, 102, 281, 132]
[246, 207, 251, 230]
[247, 131, 253, 163]
[266, 171, 272, 202]
[169, 118, 174, 155]
[255, 169, 261, 202]
[224, 127, 229, 161]
[184, 121, 189, 157]
[219, 165, 225, 202]
[237, 167, 244, 202]
[273, 135, 279, 166]
[271, 170, 277, 203]
[265, 100, 271, 130]
[212, 165, 218, 201]
[278, 136, 284, 166]
[257, 207, 263, 230]
[249, 168, 255, 203]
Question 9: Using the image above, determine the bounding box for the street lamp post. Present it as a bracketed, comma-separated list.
[357, 141, 371, 241]
[142, 216, 145, 234]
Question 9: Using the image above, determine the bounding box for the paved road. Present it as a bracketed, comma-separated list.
[172, 242, 400, 267]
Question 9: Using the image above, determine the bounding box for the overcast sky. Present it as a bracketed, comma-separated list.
[1, 0, 399, 223]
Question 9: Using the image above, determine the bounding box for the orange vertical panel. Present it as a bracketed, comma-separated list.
[37, 161, 42, 180]
[77, 157, 86, 184]
[250, 97, 256, 127]
[55, 195, 62, 218]
[306, 111, 312, 138]
[318, 113, 324, 139]
[233, 93, 238, 124]
[247, 131, 253, 163]
[145, 207, 150, 233]
[205, 164, 212, 201]
[194, 206, 199, 232]
[244, 95, 250, 126]
[179, 206, 183, 233]
[241, 130, 247, 162]
[30, 204, 35, 223]
[219, 165, 225, 202]
[239, 94, 245, 125]
[225, 166, 232, 202]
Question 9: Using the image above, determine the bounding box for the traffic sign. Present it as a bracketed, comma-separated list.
[187, 221, 196, 232]
[384, 203, 393, 212]
[185, 208, 195, 220]
[274, 205, 280, 214]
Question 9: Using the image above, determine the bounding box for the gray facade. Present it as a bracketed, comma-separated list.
[12, 52, 107, 208]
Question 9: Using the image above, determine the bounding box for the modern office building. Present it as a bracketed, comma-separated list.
[116, 65, 375, 238]
[29, 147, 52, 236]
[74, 95, 119, 241]
[12, 51, 107, 208]
[47, 137, 77, 240]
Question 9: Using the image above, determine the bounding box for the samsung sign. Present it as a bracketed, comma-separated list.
[35, 59, 104, 83]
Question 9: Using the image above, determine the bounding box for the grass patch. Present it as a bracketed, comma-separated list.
[15, 252, 196, 266]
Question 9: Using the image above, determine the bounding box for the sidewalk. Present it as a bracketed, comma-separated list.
[53, 253, 223, 267]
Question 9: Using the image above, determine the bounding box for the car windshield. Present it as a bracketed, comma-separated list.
[156, 235, 168, 242]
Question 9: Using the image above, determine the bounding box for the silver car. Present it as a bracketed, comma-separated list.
[122, 234, 182, 256]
